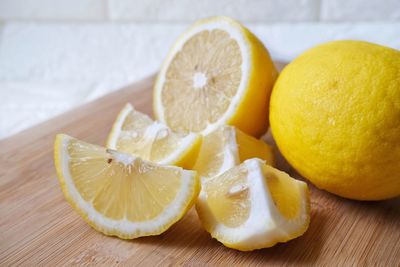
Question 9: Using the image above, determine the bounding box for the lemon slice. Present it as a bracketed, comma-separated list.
[196, 158, 310, 251]
[153, 16, 277, 137]
[107, 103, 202, 169]
[193, 125, 274, 178]
[54, 134, 199, 239]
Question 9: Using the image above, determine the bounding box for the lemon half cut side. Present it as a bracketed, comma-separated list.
[153, 16, 277, 137]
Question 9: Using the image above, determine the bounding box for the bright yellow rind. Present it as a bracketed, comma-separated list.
[270, 40, 400, 200]
[54, 134, 200, 239]
[225, 21, 278, 137]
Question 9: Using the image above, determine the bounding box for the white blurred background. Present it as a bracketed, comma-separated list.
[0, 0, 399, 139]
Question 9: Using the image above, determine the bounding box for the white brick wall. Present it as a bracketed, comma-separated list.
[1, 0, 399, 22]
[321, 0, 400, 21]
[0, 0, 107, 20]
[108, 0, 319, 22]
[0, 1, 399, 139]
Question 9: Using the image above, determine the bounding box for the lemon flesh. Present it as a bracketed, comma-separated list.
[54, 134, 199, 239]
[193, 126, 274, 178]
[196, 158, 310, 251]
[107, 103, 201, 169]
[161, 29, 242, 132]
[153, 16, 277, 137]
[270, 40, 400, 200]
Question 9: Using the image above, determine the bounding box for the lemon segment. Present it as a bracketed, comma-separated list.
[107, 103, 202, 169]
[54, 134, 200, 239]
[262, 165, 302, 219]
[153, 16, 277, 137]
[235, 128, 274, 165]
[203, 165, 251, 228]
[193, 126, 274, 178]
[196, 158, 310, 251]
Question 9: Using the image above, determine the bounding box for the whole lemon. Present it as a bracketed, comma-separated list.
[270, 40, 400, 200]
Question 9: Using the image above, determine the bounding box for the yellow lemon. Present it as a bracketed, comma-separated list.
[153, 16, 277, 138]
[270, 40, 400, 200]
[54, 134, 199, 239]
[107, 103, 201, 169]
[196, 158, 310, 251]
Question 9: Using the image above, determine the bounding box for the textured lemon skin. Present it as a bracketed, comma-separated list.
[270, 40, 400, 200]
[54, 134, 201, 239]
[153, 16, 278, 138]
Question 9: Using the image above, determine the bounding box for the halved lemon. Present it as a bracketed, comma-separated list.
[107, 103, 202, 169]
[54, 134, 199, 239]
[153, 16, 277, 137]
[196, 158, 310, 251]
[193, 125, 274, 178]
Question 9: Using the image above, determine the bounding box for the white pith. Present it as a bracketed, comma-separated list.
[193, 72, 207, 89]
[57, 135, 197, 237]
[215, 126, 240, 177]
[197, 158, 309, 249]
[154, 17, 251, 135]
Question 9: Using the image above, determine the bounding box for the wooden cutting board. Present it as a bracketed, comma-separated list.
[1, 71, 399, 266]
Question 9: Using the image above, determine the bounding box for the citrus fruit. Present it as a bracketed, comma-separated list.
[196, 158, 310, 251]
[107, 103, 201, 169]
[193, 125, 274, 178]
[153, 16, 277, 137]
[270, 40, 400, 200]
[54, 134, 199, 239]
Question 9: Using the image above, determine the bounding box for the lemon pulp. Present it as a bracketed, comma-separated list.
[162, 29, 242, 132]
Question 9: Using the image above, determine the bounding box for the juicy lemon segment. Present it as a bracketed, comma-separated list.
[203, 165, 250, 228]
[107, 103, 202, 169]
[193, 126, 238, 178]
[55, 134, 199, 239]
[196, 159, 310, 251]
[193, 126, 274, 178]
[153, 16, 277, 137]
[235, 128, 274, 165]
[263, 165, 302, 219]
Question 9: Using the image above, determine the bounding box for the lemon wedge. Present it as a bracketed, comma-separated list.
[193, 125, 274, 178]
[196, 158, 310, 251]
[107, 103, 202, 169]
[54, 134, 199, 239]
[153, 16, 277, 137]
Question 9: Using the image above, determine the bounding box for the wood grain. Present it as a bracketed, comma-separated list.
[1, 73, 399, 267]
